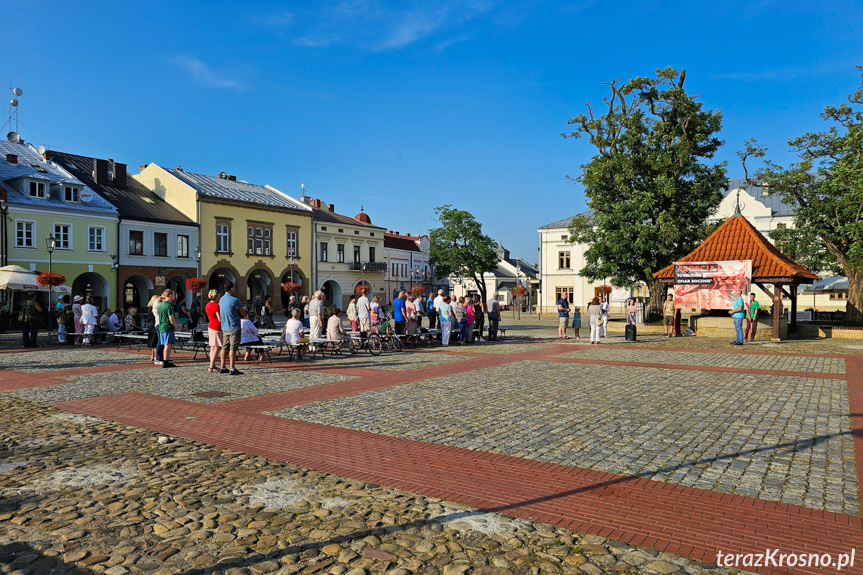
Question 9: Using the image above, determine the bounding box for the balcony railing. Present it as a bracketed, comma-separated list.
[350, 261, 387, 272]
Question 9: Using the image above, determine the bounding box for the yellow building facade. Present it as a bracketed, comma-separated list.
[134, 164, 313, 312]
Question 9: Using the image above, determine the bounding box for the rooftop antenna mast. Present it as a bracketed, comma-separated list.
[3, 81, 23, 135]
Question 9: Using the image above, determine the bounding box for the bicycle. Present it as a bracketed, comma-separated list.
[350, 330, 382, 356]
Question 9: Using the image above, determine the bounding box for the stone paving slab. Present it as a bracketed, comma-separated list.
[437, 343, 552, 355]
[0, 348, 148, 372]
[0, 397, 746, 575]
[7, 363, 359, 405]
[274, 360, 858, 514]
[314, 351, 479, 371]
[554, 348, 847, 373]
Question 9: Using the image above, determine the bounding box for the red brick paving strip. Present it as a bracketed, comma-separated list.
[54, 391, 863, 575]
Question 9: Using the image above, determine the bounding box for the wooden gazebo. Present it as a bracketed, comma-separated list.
[653, 214, 820, 339]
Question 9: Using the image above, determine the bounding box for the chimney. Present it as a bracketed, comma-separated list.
[6, 154, 17, 164]
[114, 163, 127, 188]
[300, 195, 311, 204]
[93, 159, 109, 185]
[327, 203, 335, 212]
[227, 175, 236, 181]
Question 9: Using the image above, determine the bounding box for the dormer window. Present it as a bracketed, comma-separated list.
[64, 186, 80, 202]
[29, 181, 46, 198]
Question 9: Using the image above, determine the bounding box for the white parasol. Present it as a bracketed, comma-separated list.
[0, 265, 70, 293]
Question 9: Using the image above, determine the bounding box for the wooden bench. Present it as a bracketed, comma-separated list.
[116, 333, 148, 350]
[46, 330, 118, 345]
[309, 337, 349, 359]
[243, 343, 276, 365]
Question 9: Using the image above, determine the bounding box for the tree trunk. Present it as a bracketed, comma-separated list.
[845, 268, 863, 323]
[648, 278, 668, 322]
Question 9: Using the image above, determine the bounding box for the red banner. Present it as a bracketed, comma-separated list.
[673, 260, 752, 310]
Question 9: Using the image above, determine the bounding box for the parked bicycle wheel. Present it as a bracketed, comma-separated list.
[367, 332, 382, 356]
[390, 334, 403, 352]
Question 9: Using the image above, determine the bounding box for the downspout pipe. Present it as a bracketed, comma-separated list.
[116, 215, 122, 309]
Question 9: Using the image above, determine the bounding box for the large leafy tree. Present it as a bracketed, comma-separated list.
[428, 205, 499, 303]
[564, 68, 728, 317]
[741, 67, 863, 322]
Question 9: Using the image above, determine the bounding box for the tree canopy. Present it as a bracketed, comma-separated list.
[564, 68, 728, 315]
[428, 205, 499, 303]
[741, 66, 863, 322]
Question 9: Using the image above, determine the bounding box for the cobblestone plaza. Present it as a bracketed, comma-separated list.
[1, 322, 862, 575]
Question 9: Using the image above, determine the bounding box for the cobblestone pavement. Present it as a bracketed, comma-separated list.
[553, 348, 847, 373]
[273, 361, 858, 514]
[311, 352, 479, 371]
[0, 398, 744, 575]
[0, 348, 147, 372]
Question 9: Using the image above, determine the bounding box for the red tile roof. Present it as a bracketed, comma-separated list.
[654, 215, 819, 282]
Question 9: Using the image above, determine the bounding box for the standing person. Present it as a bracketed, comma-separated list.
[72, 295, 83, 346]
[308, 291, 325, 341]
[147, 295, 162, 363]
[464, 297, 476, 343]
[346, 294, 359, 332]
[370, 295, 382, 327]
[206, 290, 223, 373]
[81, 297, 99, 346]
[190, 294, 202, 330]
[588, 297, 602, 345]
[219, 281, 244, 375]
[158, 289, 177, 368]
[175, 294, 189, 332]
[415, 294, 425, 329]
[626, 299, 638, 324]
[438, 295, 453, 345]
[56, 295, 69, 345]
[557, 294, 570, 339]
[487, 293, 501, 341]
[454, 297, 467, 344]
[392, 291, 407, 335]
[663, 293, 676, 338]
[20, 292, 43, 348]
[729, 290, 746, 346]
[475, 299, 486, 342]
[744, 293, 760, 342]
[571, 306, 582, 339]
[405, 295, 418, 335]
[357, 288, 371, 334]
[261, 295, 275, 329]
[599, 297, 610, 338]
[427, 293, 438, 330]
[302, 296, 311, 329]
[253, 295, 263, 325]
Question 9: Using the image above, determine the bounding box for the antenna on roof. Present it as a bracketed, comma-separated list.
[6, 131, 19, 143]
[733, 188, 742, 216]
[3, 83, 22, 136]
[36, 145, 46, 155]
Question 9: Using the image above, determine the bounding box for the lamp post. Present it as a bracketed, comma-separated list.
[194, 245, 201, 277]
[514, 257, 521, 321]
[361, 263, 367, 294]
[46, 234, 56, 331]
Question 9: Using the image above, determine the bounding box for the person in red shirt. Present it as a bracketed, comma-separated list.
[206, 289, 223, 372]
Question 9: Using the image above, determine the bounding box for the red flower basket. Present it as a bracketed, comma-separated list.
[511, 286, 526, 297]
[355, 284, 371, 295]
[36, 271, 66, 288]
[186, 277, 208, 292]
[410, 285, 424, 296]
[283, 282, 302, 294]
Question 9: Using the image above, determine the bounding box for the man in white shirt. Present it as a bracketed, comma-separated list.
[308, 291, 325, 341]
[433, 289, 444, 312]
[80, 297, 98, 345]
[108, 309, 122, 332]
[357, 288, 371, 334]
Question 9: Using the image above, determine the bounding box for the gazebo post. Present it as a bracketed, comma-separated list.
[790, 285, 798, 335]
[772, 284, 783, 341]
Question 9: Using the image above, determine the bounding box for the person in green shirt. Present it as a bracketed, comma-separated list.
[158, 289, 177, 368]
[744, 293, 760, 341]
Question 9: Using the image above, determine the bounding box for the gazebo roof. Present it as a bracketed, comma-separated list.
[653, 214, 819, 284]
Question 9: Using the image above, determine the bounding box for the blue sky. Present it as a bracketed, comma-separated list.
[3, 1, 862, 264]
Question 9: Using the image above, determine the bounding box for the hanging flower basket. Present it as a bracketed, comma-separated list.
[511, 286, 526, 297]
[355, 284, 371, 295]
[186, 277, 208, 292]
[410, 285, 424, 296]
[283, 282, 302, 294]
[601, 285, 612, 295]
[36, 271, 66, 288]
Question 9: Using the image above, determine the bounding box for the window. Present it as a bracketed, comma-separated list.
[178, 235, 189, 258]
[558, 251, 571, 269]
[392, 263, 396, 277]
[216, 223, 230, 253]
[154, 233, 167, 256]
[354, 230, 360, 235]
[89, 226, 105, 252]
[561, 234, 568, 241]
[247, 225, 272, 256]
[320, 242, 328, 262]
[16, 221, 34, 247]
[353, 246, 361, 264]
[129, 230, 143, 255]
[64, 186, 80, 202]
[53, 224, 71, 249]
[556, 287, 574, 304]
[336, 244, 345, 263]
[28, 181, 46, 198]
[369, 247, 376, 263]
[338, 228, 344, 233]
[286, 229, 298, 257]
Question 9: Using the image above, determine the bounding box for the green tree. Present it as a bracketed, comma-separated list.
[740, 67, 863, 322]
[428, 205, 499, 304]
[564, 68, 728, 317]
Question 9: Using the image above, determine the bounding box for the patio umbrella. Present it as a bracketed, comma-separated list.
[0, 265, 47, 291]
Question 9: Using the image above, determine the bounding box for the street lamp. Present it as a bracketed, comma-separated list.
[194, 245, 202, 276]
[361, 263, 367, 293]
[46, 234, 56, 331]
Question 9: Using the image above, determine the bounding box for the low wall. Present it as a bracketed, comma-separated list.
[795, 323, 863, 339]
[692, 316, 787, 341]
